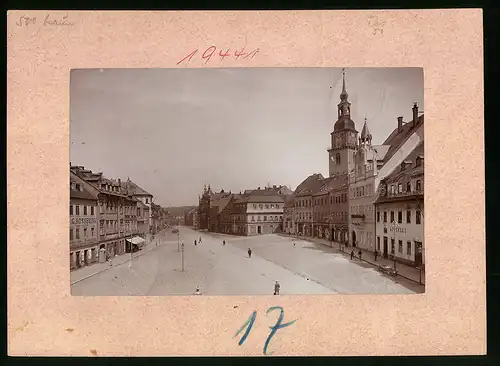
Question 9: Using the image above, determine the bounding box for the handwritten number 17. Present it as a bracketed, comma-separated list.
[234, 306, 297, 355]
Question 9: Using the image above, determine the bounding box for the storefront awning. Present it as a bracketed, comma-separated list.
[126, 236, 146, 246]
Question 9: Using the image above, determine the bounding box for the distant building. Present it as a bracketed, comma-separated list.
[219, 190, 285, 236]
[184, 208, 199, 228]
[374, 142, 424, 267]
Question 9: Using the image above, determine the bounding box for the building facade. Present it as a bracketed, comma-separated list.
[293, 174, 324, 236]
[282, 196, 296, 235]
[70, 172, 100, 270]
[374, 142, 424, 266]
[70, 165, 144, 266]
[348, 104, 424, 251]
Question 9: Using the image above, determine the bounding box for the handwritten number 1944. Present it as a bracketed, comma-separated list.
[234, 307, 297, 355]
[177, 46, 259, 65]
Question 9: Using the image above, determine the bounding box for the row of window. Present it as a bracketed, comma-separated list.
[314, 194, 347, 206]
[251, 215, 283, 222]
[376, 237, 413, 255]
[252, 203, 282, 209]
[351, 205, 374, 216]
[314, 212, 348, 220]
[389, 179, 422, 196]
[350, 184, 374, 199]
[70, 204, 95, 216]
[70, 227, 96, 240]
[377, 209, 422, 225]
[71, 204, 145, 217]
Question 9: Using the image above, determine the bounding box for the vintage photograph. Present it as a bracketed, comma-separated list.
[69, 67, 424, 296]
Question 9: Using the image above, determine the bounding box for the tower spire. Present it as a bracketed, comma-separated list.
[339, 68, 349, 103]
[361, 117, 372, 145]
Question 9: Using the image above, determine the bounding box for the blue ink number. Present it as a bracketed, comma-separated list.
[234, 310, 257, 346]
[234, 307, 297, 355]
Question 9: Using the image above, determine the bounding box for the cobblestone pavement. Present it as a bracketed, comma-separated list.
[71, 226, 420, 296]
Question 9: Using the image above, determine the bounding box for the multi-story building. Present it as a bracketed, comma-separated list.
[70, 172, 100, 270]
[294, 174, 324, 236]
[312, 175, 349, 244]
[136, 199, 150, 240]
[123, 180, 154, 233]
[234, 193, 285, 236]
[312, 178, 332, 239]
[70, 165, 143, 260]
[328, 177, 349, 245]
[374, 142, 424, 266]
[349, 103, 424, 252]
[184, 207, 200, 229]
[282, 196, 296, 235]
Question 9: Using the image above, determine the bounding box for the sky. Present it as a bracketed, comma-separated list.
[70, 68, 423, 207]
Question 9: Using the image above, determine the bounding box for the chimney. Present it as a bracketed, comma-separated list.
[397, 116, 403, 133]
[258, 187, 261, 190]
[412, 102, 419, 127]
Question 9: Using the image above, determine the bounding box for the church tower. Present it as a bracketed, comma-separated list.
[328, 69, 358, 177]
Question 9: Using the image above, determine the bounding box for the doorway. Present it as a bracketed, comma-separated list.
[257, 226, 262, 234]
[352, 231, 357, 247]
[383, 236, 388, 258]
[414, 241, 423, 266]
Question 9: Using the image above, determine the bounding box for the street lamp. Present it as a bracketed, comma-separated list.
[177, 230, 180, 252]
[181, 242, 185, 272]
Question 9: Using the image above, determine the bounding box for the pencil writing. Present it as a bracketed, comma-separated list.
[15, 13, 74, 27]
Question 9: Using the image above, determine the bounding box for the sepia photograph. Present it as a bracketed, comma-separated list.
[69, 67, 425, 296]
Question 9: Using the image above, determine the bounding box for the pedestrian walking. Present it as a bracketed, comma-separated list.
[274, 280, 281, 295]
[358, 250, 362, 261]
[194, 239, 197, 246]
[248, 248, 252, 258]
[350, 250, 354, 260]
[223, 240, 226, 246]
[374, 250, 378, 261]
[199, 237, 202, 243]
[293, 240, 296, 247]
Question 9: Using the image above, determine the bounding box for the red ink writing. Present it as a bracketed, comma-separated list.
[177, 45, 260, 65]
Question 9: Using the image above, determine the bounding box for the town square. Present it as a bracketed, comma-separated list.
[70, 67, 425, 295]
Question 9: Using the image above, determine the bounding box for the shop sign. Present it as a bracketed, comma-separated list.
[71, 217, 97, 225]
[389, 226, 407, 234]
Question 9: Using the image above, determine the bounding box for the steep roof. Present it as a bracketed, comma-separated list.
[384, 141, 424, 183]
[312, 175, 348, 196]
[124, 180, 153, 196]
[244, 195, 285, 203]
[382, 114, 424, 164]
[70, 171, 99, 201]
[216, 195, 233, 213]
[374, 142, 424, 205]
[295, 174, 326, 197]
[294, 173, 325, 194]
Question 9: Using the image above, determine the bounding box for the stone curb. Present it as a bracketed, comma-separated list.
[70, 243, 164, 286]
[279, 234, 425, 286]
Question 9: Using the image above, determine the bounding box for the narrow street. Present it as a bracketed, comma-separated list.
[71, 226, 419, 296]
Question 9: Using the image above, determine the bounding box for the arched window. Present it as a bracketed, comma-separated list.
[335, 153, 341, 165]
